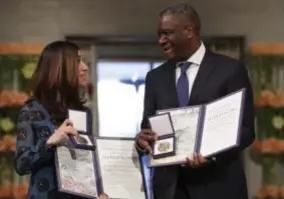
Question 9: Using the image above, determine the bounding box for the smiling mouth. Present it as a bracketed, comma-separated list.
[162, 43, 172, 50]
[163, 46, 173, 54]
[80, 75, 88, 81]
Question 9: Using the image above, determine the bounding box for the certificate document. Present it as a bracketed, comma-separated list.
[56, 108, 150, 198]
[197, 88, 244, 157]
[148, 88, 245, 167]
[55, 109, 100, 198]
[55, 146, 99, 198]
[95, 138, 148, 199]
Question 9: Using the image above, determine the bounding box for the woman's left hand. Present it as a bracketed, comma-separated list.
[98, 193, 109, 199]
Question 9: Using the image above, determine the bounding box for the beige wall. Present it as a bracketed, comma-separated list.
[0, 0, 284, 44]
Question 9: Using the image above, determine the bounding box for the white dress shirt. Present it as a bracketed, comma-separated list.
[175, 42, 206, 98]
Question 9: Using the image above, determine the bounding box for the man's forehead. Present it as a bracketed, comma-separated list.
[159, 14, 185, 28]
[159, 14, 176, 23]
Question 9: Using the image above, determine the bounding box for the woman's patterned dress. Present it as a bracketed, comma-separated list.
[14, 99, 90, 199]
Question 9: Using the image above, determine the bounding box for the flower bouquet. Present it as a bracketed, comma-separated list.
[252, 90, 284, 155]
[252, 89, 284, 198]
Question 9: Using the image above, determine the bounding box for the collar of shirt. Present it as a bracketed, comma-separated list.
[176, 42, 206, 68]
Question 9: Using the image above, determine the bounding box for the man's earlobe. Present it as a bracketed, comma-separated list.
[186, 27, 194, 39]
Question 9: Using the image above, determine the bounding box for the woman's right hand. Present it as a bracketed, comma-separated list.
[46, 119, 78, 146]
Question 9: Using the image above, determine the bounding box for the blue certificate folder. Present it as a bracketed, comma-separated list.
[149, 88, 246, 167]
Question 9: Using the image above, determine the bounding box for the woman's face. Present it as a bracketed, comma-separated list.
[78, 51, 89, 87]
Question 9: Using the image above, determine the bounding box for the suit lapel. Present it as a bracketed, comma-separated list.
[189, 50, 217, 104]
[163, 60, 179, 107]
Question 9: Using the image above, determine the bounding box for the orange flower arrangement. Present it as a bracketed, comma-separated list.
[258, 185, 280, 198]
[254, 90, 284, 108]
[13, 186, 28, 198]
[0, 136, 16, 152]
[0, 186, 13, 198]
[252, 89, 284, 154]
[280, 187, 284, 197]
[0, 91, 29, 107]
[251, 138, 284, 154]
[257, 186, 284, 198]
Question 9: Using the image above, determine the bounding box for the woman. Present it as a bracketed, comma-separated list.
[14, 41, 108, 199]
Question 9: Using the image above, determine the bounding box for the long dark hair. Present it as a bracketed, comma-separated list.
[30, 40, 84, 120]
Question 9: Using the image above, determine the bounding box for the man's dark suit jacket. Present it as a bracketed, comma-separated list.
[140, 50, 255, 199]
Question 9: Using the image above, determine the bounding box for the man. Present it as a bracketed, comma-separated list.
[136, 3, 255, 199]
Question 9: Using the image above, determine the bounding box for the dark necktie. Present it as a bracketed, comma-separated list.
[177, 62, 190, 107]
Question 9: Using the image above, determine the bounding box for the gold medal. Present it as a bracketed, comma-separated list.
[76, 136, 88, 144]
[157, 141, 170, 152]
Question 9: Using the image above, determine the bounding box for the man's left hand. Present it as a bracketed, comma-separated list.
[186, 153, 209, 168]
[98, 193, 109, 199]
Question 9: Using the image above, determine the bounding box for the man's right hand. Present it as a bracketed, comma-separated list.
[136, 129, 157, 154]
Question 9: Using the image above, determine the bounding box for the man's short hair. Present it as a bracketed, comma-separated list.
[159, 3, 201, 33]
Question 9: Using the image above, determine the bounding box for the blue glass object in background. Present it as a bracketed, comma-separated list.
[120, 78, 145, 92]
[140, 155, 153, 199]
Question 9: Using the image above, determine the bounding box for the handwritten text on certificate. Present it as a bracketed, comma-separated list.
[96, 139, 145, 199]
[200, 91, 243, 157]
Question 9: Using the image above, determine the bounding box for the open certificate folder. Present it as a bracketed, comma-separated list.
[149, 88, 246, 167]
[55, 110, 152, 199]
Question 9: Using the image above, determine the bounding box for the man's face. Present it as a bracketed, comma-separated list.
[158, 14, 192, 61]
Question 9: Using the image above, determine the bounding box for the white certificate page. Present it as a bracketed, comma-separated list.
[148, 113, 174, 136]
[96, 139, 145, 199]
[200, 90, 244, 157]
[149, 106, 201, 167]
[68, 109, 87, 132]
